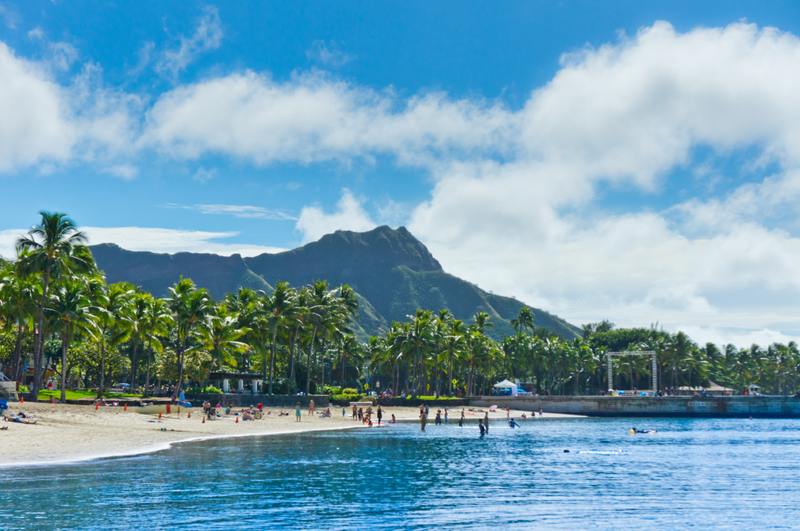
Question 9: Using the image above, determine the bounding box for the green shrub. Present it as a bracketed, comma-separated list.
[332, 393, 363, 402]
[272, 378, 297, 395]
[322, 386, 342, 395]
[186, 385, 223, 394]
[19, 385, 29, 393]
[342, 388, 359, 395]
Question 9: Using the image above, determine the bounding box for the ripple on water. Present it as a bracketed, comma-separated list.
[2, 417, 800, 530]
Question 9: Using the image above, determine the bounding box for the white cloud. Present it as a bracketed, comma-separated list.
[141, 69, 515, 166]
[5, 20, 800, 346]
[0, 3, 20, 30]
[192, 166, 216, 183]
[165, 203, 296, 220]
[306, 40, 355, 67]
[155, 6, 223, 82]
[0, 227, 285, 259]
[295, 190, 377, 243]
[0, 41, 76, 171]
[28, 27, 79, 71]
[102, 163, 139, 179]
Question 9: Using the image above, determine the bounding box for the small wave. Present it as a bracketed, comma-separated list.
[576, 450, 627, 455]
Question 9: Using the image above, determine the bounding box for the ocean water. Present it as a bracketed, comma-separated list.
[2, 417, 799, 530]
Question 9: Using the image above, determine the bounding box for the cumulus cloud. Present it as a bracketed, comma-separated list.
[0, 227, 285, 259]
[141, 69, 515, 166]
[295, 190, 377, 243]
[6, 19, 800, 345]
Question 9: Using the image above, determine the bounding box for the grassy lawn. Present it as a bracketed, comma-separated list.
[413, 396, 463, 400]
[37, 389, 142, 400]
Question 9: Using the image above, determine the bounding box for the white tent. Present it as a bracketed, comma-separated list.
[493, 379, 518, 396]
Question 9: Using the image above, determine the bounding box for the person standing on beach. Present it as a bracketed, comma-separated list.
[309, 399, 315, 416]
[295, 403, 301, 422]
[352, 403, 358, 420]
[377, 406, 383, 425]
[539, 406, 543, 417]
[444, 409, 448, 424]
[420, 409, 427, 431]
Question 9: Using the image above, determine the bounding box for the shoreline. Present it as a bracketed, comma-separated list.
[1, 402, 566, 469]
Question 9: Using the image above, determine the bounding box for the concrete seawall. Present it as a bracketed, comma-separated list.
[469, 396, 800, 418]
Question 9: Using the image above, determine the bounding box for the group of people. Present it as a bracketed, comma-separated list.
[351, 404, 388, 425]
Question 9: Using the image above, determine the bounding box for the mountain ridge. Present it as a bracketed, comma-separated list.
[90, 226, 580, 341]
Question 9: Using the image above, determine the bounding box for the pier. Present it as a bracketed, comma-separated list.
[469, 395, 800, 418]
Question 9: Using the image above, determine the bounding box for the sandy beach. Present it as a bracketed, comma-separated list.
[0, 402, 577, 467]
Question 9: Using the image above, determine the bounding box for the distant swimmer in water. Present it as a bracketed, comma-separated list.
[509, 418, 520, 428]
[479, 419, 485, 436]
[630, 427, 656, 434]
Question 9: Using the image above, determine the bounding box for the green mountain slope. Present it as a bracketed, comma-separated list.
[91, 226, 580, 340]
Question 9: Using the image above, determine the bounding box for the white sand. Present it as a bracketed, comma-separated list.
[0, 402, 577, 467]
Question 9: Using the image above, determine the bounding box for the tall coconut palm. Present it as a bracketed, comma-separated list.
[262, 282, 296, 395]
[89, 280, 134, 398]
[167, 277, 214, 395]
[192, 307, 249, 373]
[396, 311, 434, 397]
[127, 292, 151, 394]
[143, 297, 172, 397]
[46, 281, 99, 403]
[510, 307, 535, 335]
[444, 319, 465, 396]
[0, 265, 37, 382]
[15, 212, 94, 400]
[303, 281, 336, 394]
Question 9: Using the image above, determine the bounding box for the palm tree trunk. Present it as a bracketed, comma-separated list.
[144, 333, 154, 398]
[448, 354, 454, 396]
[97, 326, 107, 399]
[341, 355, 346, 388]
[268, 326, 278, 395]
[320, 339, 325, 390]
[289, 326, 300, 381]
[32, 272, 50, 402]
[11, 324, 23, 383]
[130, 341, 140, 396]
[60, 327, 70, 403]
[175, 338, 187, 396]
[305, 326, 317, 394]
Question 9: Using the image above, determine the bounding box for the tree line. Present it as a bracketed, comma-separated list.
[1, 212, 799, 403]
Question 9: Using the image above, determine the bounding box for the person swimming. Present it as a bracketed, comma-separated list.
[509, 418, 519, 428]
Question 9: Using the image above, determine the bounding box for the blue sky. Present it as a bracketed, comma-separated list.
[2, 1, 800, 346]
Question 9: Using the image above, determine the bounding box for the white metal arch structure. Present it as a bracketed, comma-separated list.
[606, 351, 657, 393]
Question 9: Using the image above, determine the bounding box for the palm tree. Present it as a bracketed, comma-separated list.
[192, 307, 249, 374]
[396, 311, 434, 396]
[472, 311, 493, 335]
[143, 297, 172, 397]
[0, 265, 37, 382]
[15, 212, 94, 400]
[167, 277, 214, 395]
[89, 280, 134, 398]
[46, 281, 98, 403]
[303, 281, 337, 394]
[510, 307, 535, 335]
[444, 319, 465, 396]
[262, 282, 295, 395]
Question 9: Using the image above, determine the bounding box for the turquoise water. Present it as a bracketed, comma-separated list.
[2, 417, 799, 530]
